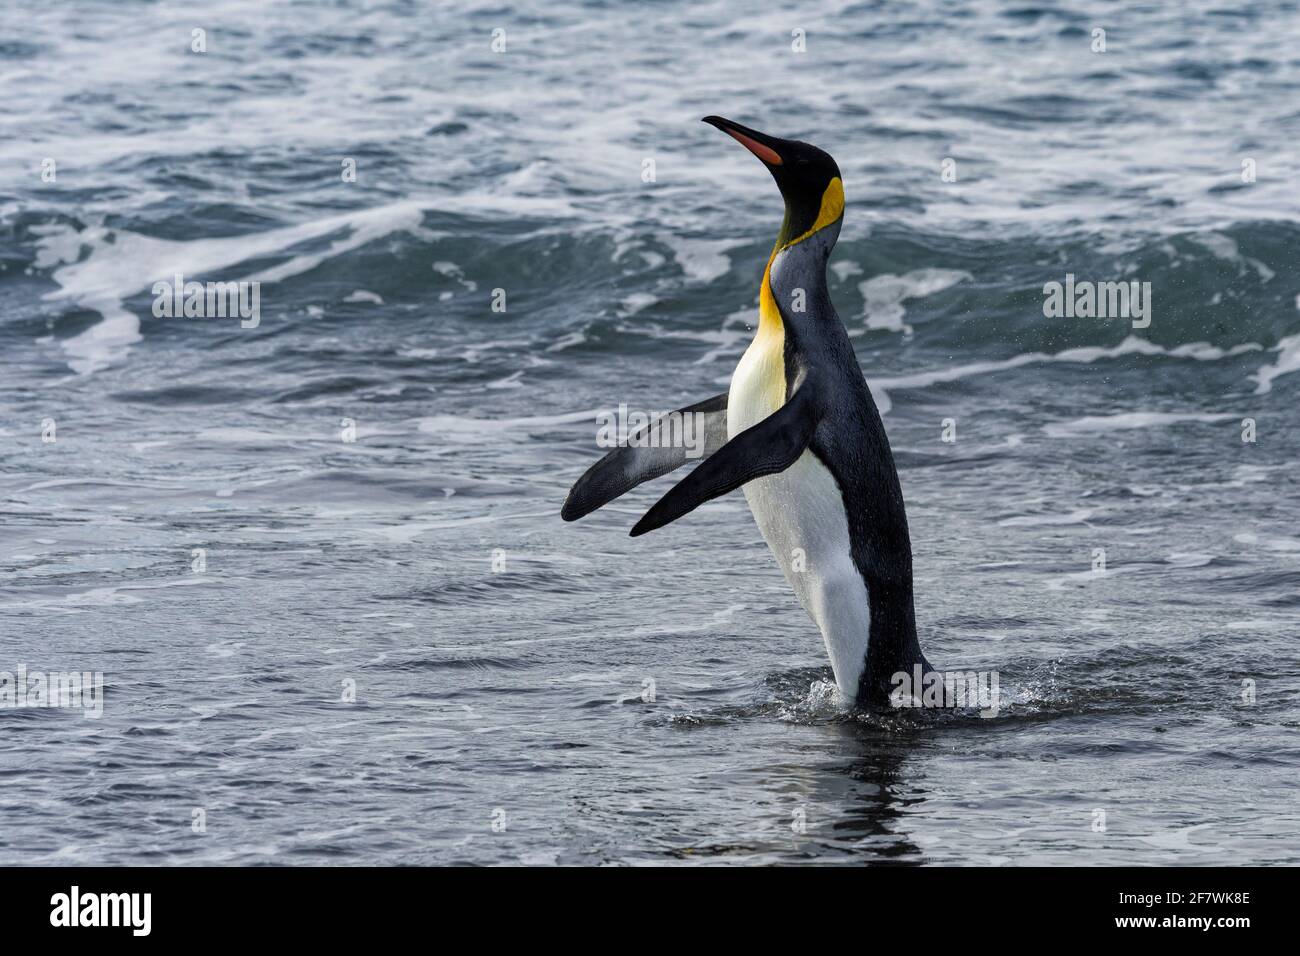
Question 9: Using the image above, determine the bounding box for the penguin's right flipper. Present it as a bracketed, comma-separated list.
[629, 382, 821, 536]
[561, 393, 729, 521]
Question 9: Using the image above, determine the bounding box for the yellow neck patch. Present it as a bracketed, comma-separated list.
[757, 254, 782, 337]
[756, 176, 845, 337]
[786, 177, 844, 249]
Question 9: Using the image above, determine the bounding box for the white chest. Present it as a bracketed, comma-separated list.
[727, 325, 871, 701]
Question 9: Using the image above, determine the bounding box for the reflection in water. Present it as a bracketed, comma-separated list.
[825, 722, 930, 863]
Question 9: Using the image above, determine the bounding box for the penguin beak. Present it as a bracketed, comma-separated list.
[702, 116, 785, 167]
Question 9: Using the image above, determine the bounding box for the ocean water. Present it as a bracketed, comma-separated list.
[2, 0, 1299, 865]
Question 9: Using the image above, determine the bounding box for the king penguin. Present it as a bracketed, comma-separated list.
[561, 116, 932, 708]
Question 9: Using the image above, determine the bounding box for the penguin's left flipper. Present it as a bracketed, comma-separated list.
[561, 393, 730, 522]
[630, 381, 821, 537]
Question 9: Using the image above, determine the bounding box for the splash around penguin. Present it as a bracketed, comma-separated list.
[562, 117, 933, 709]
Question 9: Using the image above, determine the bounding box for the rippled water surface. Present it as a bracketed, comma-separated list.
[2, 0, 1299, 864]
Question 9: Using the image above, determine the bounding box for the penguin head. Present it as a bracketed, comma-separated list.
[702, 116, 843, 246]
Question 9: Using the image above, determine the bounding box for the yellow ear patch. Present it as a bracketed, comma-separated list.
[787, 177, 844, 248]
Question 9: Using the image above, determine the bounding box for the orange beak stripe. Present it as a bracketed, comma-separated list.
[722, 128, 783, 166]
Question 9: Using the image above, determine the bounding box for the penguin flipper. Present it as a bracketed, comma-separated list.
[629, 382, 821, 537]
[561, 393, 729, 521]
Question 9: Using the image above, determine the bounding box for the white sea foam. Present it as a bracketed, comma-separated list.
[1043, 411, 1236, 438]
[858, 268, 971, 334]
[1188, 232, 1275, 282]
[871, 335, 1263, 415]
[830, 260, 863, 281]
[1234, 532, 1300, 552]
[432, 260, 478, 293]
[619, 292, 658, 316]
[37, 192, 580, 374]
[662, 236, 744, 283]
[39, 201, 424, 373]
[1250, 331, 1300, 394]
[997, 508, 1093, 527]
[693, 307, 760, 366]
[546, 330, 588, 352]
[416, 409, 601, 442]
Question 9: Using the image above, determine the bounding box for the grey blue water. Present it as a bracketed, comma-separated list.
[1, 0, 1298, 864]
